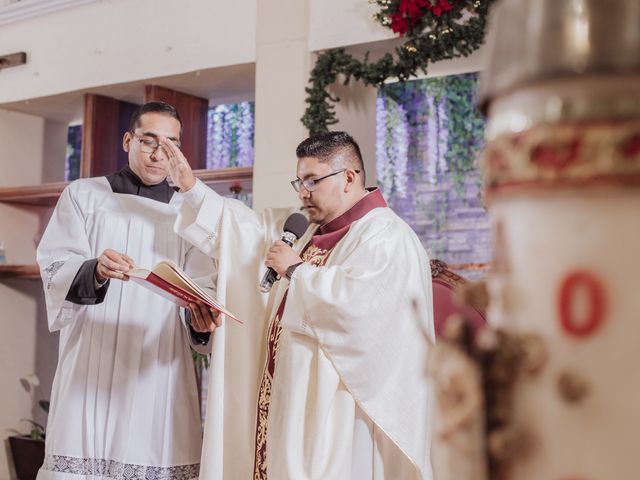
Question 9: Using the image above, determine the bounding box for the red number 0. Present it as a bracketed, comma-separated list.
[558, 271, 606, 338]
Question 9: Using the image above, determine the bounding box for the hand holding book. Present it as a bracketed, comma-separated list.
[188, 301, 222, 332]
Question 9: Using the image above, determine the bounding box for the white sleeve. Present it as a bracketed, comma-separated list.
[174, 178, 271, 260]
[37, 184, 93, 332]
[174, 179, 225, 258]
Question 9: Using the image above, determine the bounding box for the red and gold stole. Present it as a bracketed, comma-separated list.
[253, 189, 386, 480]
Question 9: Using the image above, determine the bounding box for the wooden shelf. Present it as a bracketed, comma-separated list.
[0, 167, 254, 206]
[192, 167, 253, 195]
[0, 264, 40, 279]
[0, 182, 68, 207]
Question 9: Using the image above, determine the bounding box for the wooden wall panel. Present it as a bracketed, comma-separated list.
[144, 85, 208, 170]
[81, 94, 139, 178]
[117, 101, 140, 171]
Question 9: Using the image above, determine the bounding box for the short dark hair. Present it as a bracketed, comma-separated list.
[296, 131, 365, 186]
[129, 101, 182, 134]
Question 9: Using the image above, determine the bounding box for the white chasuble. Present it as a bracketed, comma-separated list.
[37, 177, 215, 480]
[175, 180, 435, 480]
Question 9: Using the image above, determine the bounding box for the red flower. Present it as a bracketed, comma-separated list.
[399, 0, 426, 18]
[390, 0, 456, 35]
[390, 12, 410, 34]
[425, 0, 454, 17]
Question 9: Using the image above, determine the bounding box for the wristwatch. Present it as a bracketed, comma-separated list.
[285, 262, 304, 281]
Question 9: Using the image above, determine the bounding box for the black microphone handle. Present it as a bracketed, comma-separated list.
[259, 268, 279, 293]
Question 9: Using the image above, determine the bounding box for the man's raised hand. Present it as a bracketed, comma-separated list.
[160, 136, 196, 192]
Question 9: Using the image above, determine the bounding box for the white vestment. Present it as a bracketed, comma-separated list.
[36, 177, 215, 480]
[175, 180, 435, 480]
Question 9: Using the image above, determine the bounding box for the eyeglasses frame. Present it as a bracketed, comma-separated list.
[290, 168, 360, 193]
[130, 131, 181, 154]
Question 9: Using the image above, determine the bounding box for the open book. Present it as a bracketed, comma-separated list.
[127, 260, 240, 323]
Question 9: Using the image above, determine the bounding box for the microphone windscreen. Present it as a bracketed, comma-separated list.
[283, 213, 309, 239]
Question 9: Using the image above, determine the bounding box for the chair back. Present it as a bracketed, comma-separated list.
[430, 259, 487, 337]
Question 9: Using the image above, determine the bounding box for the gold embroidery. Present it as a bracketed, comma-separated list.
[302, 244, 330, 266]
[253, 311, 284, 480]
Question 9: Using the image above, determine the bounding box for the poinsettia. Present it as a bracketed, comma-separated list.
[399, 0, 426, 18]
[390, 12, 411, 34]
[426, 0, 454, 17]
[390, 0, 455, 35]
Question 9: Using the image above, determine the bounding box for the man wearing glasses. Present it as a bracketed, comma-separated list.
[166, 131, 435, 480]
[37, 102, 217, 480]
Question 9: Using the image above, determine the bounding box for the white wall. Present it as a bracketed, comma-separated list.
[42, 118, 68, 183]
[331, 81, 379, 186]
[0, 109, 67, 187]
[252, 0, 310, 211]
[0, 107, 60, 480]
[0, 110, 46, 187]
[0, 0, 257, 104]
[0, 202, 56, 480]
[308, 0, 392, 51]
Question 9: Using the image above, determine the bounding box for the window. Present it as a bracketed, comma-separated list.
[65, 123, 82, 181]
[376, 73, 490, 278]
[206, 101, 254, 170]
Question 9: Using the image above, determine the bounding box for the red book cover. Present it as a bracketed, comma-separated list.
[128, 261, 240, 323]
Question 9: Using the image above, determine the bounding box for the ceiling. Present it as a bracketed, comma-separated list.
[0, 36, 484, 125]
[0, 62, 256, 124]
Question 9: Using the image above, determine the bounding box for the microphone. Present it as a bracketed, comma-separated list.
[259, 212, 309, 293]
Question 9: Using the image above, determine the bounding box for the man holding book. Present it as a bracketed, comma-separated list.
[36, 102, 218, 480]
[165, 131, 435, 480]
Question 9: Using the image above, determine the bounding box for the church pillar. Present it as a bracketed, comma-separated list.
[252, 0, 310, 211]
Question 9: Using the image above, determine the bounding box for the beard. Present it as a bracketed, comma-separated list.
[304, 205, 325, 225]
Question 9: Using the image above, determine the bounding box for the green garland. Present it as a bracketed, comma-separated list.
[301, 0, 494, 135]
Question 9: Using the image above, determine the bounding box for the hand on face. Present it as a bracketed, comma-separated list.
[161, 136, 196, 192]
[126, 112, 185, 186]
[188, 302, 222, 333]
[95, 249, 136, 282]
[265, 240, 303, 277]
